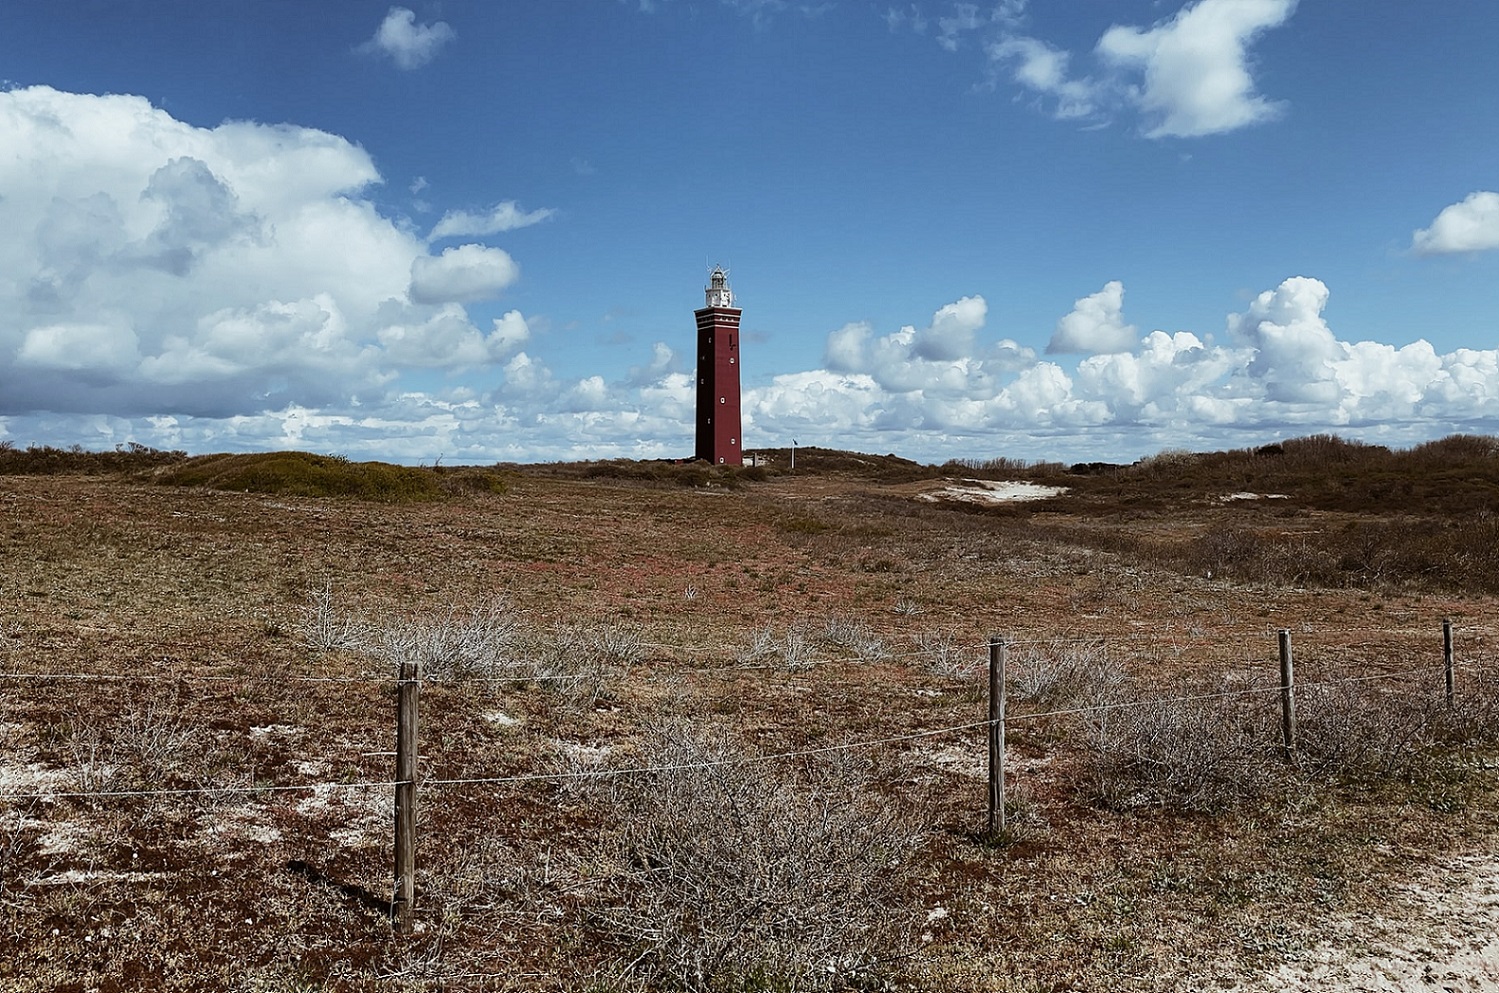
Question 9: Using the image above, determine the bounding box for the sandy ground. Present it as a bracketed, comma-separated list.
[1222, 853, 1499, 993]
[918, 479, 1071, 504]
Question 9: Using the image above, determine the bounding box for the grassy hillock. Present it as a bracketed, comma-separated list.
[153, 452, 445, 503]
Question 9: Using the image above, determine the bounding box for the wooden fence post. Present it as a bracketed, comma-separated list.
[393, 659, 419, 932]
[987, 635, 1007, 837]
[1278, 629, 1296, 760]
[1443, 618, 1455, 708]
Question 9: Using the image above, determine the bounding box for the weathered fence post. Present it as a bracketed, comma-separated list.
[1278, 629, 1296, 760]
[988, 635, 1007, 837]
[1443, 618, 1455, 708]
[393, 659, 419, 932]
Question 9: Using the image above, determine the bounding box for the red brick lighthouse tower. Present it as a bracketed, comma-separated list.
[694, 266, 742, 465]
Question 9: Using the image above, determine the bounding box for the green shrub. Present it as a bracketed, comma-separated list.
[154, 451, 443, 502]
[0, 442, 187, 475]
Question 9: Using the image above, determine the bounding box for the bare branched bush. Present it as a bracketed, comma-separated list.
[819, 615, 889, 662]
[1008, 638, 1124, 707]
[427, 832, 572, 931]
[115, 687, 199, 787]
[298, 581, 368, 653]
[892, 597, 923, 617]
[599, 722, 922, 991]
[515, 621, 638, 706]
[1295, 679, 1439, 779]
[372, 599, 520, 682]
[737, 624, 815, 670]
[1083, 687, 1279, 812]
[0, 805, 28, 905]
[1297, 672, 1499, 782]
[1439, 667, 1499, 759]
[912, 630, 974, 679]
[67, 721, 121, 795]
[64, 687, 200, 797]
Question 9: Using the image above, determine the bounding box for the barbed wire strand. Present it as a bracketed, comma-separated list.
[0, 779, 403, 803]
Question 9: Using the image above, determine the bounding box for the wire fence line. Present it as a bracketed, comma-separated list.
[1, 655, 1485, 805]
[3, 637, 1487, 687]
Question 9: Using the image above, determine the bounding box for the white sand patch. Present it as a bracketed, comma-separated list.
[1221, 492, 1289, 502]
[295, 783, 388, 849]
[550, 740, 612, 764]
[30, 869, 164, 886]
[919, 480, 1069, 505]
[918, 744, 986, 780]
[36, 819, 92, 857]
[915, 745, 1053, 781]
[0, 760, 71, 795]
[249, 724, 301, 737]
[1220, 853, 1499, 993]
[200, 807, 283, 845]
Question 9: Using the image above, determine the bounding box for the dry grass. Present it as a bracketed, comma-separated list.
[2, 439, 1498, 991]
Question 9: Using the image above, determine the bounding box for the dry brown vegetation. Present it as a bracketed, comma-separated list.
[2, 436, 1497, 992]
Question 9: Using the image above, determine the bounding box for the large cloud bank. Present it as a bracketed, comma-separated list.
[2, 86, 1495, 465]
[748, 276, 1499, 460]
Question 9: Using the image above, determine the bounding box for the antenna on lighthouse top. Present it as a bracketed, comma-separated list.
[705, 263, 733, 308]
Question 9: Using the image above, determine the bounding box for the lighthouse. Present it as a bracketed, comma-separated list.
[694, 266, 743, 465]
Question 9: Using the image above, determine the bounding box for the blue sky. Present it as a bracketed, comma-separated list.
[1, 0, 1496, 464]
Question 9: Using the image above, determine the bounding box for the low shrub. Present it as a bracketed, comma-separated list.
[737, 624, 815, 670]
[598, 721, 921, 992]
[0, 441, 186, 475]
[1008, 638, 1123, 707]
[155, 451, 443, 502]
[1082, 684, 1280, 813]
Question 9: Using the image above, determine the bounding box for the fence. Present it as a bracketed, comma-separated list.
[0, 617, 1489, 931]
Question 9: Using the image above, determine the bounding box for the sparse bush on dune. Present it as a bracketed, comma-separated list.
[298, 581, 370, 653]
[514, 620, 641, 706]
[819, 614, 889, 662]
[737, 623, 815, 670]
[597, 720, 922, 992]
[1008, 637, 1123, 707]
[371, 599, 522, 683]
[1081, 679, 1278, 813]
[298, 584, 635, 703]
[0, 441, 187, 475]
[1079, 664, 1499, 814]
[155, 451, 445, 502]
[912, 629, 973, 680]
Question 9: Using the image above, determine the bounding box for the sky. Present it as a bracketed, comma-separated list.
[1, 0, 1497, 466]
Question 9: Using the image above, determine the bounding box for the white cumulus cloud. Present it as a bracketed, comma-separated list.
[1412, 191, 1499, 255]
[1047, 281, 1137, 354]
[409, 244, 520, 304]
[361, 7, 456, 70]
[0, 86, 534, 422]
[822, 295, 1033, 398]
[985, 0, 1295, 138]
[1097, 0, 1295, 138]
[429, 201, 556, 241]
